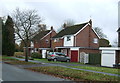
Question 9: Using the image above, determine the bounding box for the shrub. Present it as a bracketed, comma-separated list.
[16, 55, 24, 58]
[31, 52, 42, 59]
[14, 52, 23, 56]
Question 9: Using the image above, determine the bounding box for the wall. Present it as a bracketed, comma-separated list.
[116, 50, 120, 64]
[64, 35, 74, 46]
[75, 25, 89, 47]
[75, 25, 99, 48]
[79, 48, 100, 54]
[34, 41, 40, 48]
[51, 38, 63, 49]
[34, 30, 56, 48]
[90, 29, 99, 48]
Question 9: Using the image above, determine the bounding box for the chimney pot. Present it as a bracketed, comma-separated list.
[51, 26, 53, 30]
[63, 23, 67, 28]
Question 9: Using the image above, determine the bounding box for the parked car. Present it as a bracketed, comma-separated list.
[47, 52, 70, 62]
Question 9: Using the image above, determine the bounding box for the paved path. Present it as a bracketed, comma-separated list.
[2, 63, 70, 81]
[12, 57, 120, 77]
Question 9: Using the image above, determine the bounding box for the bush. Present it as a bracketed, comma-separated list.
[31, 52, 42, 59]
[14, 52, 23, 56]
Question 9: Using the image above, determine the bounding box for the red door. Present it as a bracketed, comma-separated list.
[71, 51, 78, 62]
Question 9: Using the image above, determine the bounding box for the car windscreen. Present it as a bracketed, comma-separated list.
[56, 53, 65, 56]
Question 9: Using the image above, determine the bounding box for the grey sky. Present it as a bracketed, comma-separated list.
[0, 0, 119, 45]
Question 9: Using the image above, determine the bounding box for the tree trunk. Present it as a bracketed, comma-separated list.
[25, 44, 28, 62]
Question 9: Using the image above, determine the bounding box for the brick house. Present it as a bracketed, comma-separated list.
[52, 20, 100, 62]
[30, 26, 56, 58]
[116, 28, 120, 66]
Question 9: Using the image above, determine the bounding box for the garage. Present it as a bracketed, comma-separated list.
[100, 47, 120, 67]
[71, 50, 78, 62]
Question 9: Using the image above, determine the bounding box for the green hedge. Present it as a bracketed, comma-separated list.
[31, 52, 42, 59]
[89, 53, 101, 65]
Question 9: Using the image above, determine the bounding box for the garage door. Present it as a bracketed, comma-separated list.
[71, 51, 78, 62]
[101, 51, 115, 67]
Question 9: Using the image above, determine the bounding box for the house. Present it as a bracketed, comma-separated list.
[99, 28, 120, 67]
[30, 26, 56, 58]
[52, 20, 100, 62]
[100, 47, 120, 67]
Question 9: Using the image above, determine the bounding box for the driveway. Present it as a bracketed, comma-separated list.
[2, 63, 70, 81]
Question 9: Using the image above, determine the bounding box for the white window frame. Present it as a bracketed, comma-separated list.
[93, 38, 98, 44]
[45, 39, 49, 43]
[54, 38, 59, 42]
[67, 36, 71, 41]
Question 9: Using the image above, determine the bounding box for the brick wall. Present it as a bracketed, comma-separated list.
[75, 25, 99, 48]
[79, 48, 100, 54]
[51, 38, 63, 49]
[34, 30, 56, 48]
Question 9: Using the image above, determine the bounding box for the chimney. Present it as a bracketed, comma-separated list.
[117, 27, 120, 47]
[63, 23, 67, 29]
[51, 26, 53, 30]
[89, 19, 92, 26]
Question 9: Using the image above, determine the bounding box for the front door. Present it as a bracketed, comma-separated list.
[71, 50, 78, 62]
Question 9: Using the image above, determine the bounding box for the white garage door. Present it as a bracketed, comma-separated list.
[101, 51, 115, 67]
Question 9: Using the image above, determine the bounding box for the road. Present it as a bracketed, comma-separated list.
[2, 63, 69, 81]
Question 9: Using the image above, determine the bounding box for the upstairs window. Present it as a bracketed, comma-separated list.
[46, 39, 49, 43]
[93, 38, 98, 44]
[67, 36, 71, 41]
[54, 38, 59, 42]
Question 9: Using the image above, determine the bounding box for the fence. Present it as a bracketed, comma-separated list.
[89, 53, 101, 65]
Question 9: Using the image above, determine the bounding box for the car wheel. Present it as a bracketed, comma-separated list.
[66, 59, 70, 62]
[48, 59, 51, 61]
[54, 58, 57, 62]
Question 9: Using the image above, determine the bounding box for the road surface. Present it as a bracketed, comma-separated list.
[2, 63, 69, 81]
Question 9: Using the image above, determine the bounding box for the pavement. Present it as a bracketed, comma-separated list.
[12, 57, 120, 77]
[2, 63, 70, 81]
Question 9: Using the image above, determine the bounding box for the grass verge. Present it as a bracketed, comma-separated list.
[69, 66, 120, 75]
[2, 56, 38, 65]
[34, 58, 84, 64]
[26, 66, 119, 81]
[2, 56, 19, 61]
[5, 60, 38, 65]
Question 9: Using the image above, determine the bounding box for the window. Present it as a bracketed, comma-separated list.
[93, 38, 98, 43]
[54, 38, 59, 42]
[67, 36, 71, 41]
[46, 39, 49, 43]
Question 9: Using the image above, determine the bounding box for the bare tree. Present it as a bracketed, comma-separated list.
[12, 8, 42, 62]
[58, 19, 75, 32]
[63, 19, 75, 27]
[94, 27, 107, 38]
[38, 24, 47, 31]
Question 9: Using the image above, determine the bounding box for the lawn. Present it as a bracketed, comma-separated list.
[26, 66, 119, 81]
[2, 56, 38, 65]
[69, 66, 120, 75]
[2, 56, 19, 61]
[34, 58, 84, 64]
[5, 60, 38, 65]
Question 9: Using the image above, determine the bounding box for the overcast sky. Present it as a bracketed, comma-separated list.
[0, 0, 119, 45]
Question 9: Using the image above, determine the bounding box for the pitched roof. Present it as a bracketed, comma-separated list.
[32, 30, 51, 41]
[52, 22, 88, 38]
[117, 28, 120, 32]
